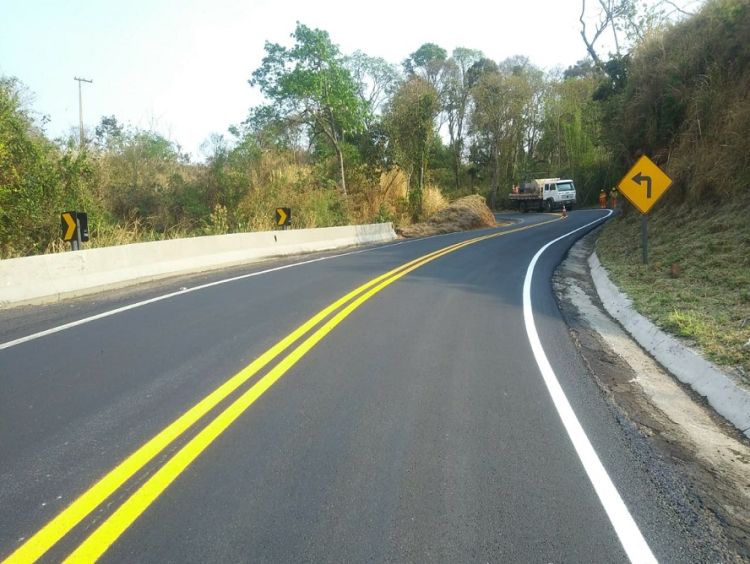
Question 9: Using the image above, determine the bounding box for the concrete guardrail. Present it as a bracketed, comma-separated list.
[0, 223, 397, 308]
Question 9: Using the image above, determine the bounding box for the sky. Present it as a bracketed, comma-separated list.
[1, 0, 639, 159]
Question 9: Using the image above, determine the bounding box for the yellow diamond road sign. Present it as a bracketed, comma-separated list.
[617, 155, 673, 214]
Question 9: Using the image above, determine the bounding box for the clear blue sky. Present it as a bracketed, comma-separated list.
[0, 0, 695, 159]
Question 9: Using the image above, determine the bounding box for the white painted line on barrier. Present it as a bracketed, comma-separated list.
[522, 210, 657, 563]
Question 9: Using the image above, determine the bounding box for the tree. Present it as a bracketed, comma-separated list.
[345, 50, 401, 124]
[94, 115, 124, 151]
[0, 77, 92, 256]
[250, 23, 368, 196]
[466, 57, 499, 89]
[579, 0, 695, 69]
[470, 65, 537, 206]
[384, 77, 439, 216]
[444, 48, 484, 190]
[402, 43, 448, 92]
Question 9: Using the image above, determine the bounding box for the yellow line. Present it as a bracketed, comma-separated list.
[2, 246, 456, 564]
[64, 230, 502, 563]
[4, 218, 557, 563]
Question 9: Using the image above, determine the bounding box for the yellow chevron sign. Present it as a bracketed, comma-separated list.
[275, 207, 291, 227]
[61, 212, 77, 241]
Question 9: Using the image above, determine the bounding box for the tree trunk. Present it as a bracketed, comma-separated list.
[490, 142, 500, 210]
[452, 145, 461, 191]
[335, 143, 347, 196]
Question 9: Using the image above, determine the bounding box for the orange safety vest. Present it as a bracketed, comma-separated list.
[599, 192, 607, 208]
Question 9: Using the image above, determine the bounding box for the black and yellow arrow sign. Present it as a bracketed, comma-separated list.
[61, 211, 77, 241]
[617, 155, 673, 214]
[275, 207, 291, 227]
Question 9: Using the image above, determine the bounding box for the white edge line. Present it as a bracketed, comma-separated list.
[0, 224, 504, 351]
[0, 213, 534, 351]
[0, 242, 401, 351]
[522, 210, 658, 564]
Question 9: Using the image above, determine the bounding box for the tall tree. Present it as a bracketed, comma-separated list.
[250, 23, 368, 195]
[384, 77, 439, 216]
[345, 51, 401, 124]
[470, 65, 537, 206]
[402, 43, 448, 92]
[444, 48, 483, 190]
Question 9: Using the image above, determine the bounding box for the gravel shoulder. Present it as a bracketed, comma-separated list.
[554, 227, 750, 560]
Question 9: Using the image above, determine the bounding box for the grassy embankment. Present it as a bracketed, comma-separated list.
[597, 199, 750, 379]
[593, 0, 750, 380]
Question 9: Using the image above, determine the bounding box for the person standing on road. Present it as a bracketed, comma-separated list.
[610, 188, 618, 210]
[599, 190, 607, 209]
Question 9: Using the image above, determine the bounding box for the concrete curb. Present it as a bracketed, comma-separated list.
[589, 251, 750, 439]
[0, 223, 397, 308]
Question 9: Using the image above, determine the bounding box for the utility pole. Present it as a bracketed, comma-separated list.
[74, 77, 93, 148]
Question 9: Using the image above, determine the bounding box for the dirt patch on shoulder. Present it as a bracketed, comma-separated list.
[398, 195, 497, 238]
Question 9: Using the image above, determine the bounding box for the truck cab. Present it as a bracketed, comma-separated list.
[543, 179, 576, 211]
[508, 177, 577, 212]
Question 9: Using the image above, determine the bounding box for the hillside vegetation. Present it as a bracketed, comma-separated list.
[596, 0, 750, 378]
[2, 20, 627, 258]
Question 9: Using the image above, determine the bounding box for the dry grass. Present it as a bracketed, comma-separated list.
[398, 195, 496, 237]
[421, 185, 449, 218]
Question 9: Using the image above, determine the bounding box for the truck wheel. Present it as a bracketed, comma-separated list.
[544, 199, 553, 212]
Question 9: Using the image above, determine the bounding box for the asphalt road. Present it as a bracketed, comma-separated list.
[0, 210, 714, 562]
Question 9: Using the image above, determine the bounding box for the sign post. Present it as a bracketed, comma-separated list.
[617, 155, 673, 264]
[275, 207, 291, 230]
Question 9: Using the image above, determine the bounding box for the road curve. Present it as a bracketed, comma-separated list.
[0, 210, 716, 562]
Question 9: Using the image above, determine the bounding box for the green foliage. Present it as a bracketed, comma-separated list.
[5, 8, 749, 260]
[345, 51, 401, 120]
[469, 61, 542, 206]
[403, 43, 448, 87]
[595, 0, 750, 204]
[96, 123, 193, 231]
[250, 22, 369, 195]
[384, 78, 440, 218]
[0, 77, 97, 256]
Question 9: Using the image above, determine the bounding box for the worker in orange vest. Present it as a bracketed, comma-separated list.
[599, 190, 607, 209]
[610, 188, 618, 210]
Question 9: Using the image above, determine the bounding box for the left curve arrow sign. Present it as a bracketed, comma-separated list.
[631, 172, 652, 199]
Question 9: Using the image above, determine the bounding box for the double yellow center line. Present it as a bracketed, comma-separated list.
[5, 218, 557, 563]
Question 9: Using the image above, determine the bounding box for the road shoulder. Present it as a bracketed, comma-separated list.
[554, 228, 750, 560]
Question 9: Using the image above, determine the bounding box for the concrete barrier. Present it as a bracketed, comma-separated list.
[0, 223, 397, 308]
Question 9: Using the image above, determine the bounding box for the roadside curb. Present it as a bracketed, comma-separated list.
[588, 251, 750, 439]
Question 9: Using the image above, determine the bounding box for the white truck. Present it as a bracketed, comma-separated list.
[508, 178, 577, 212]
